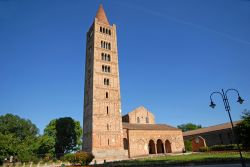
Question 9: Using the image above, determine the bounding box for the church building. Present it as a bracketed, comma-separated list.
[82, 5, 184, 162]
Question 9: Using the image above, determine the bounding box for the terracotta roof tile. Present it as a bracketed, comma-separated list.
[183, 121, 241, 137]
[122, 122, 180, 131]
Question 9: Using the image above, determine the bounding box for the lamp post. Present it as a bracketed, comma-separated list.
[209, 88, 246, 167]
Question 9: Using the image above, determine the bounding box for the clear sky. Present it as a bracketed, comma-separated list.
[1, 0, 250, 134]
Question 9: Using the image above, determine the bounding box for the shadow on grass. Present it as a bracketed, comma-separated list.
[94, 153, 250, 167]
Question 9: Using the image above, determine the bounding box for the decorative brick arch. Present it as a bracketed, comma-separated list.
[123, 138, 128, 150]
[191, 136, 206, 152]
[165, 139, 172, 153]
[156, 139, 164, 153]
[148, 139, 156, 154]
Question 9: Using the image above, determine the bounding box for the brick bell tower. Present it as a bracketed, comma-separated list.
[82, 5, 127, 161]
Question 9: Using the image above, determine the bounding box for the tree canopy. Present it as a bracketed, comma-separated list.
[44, 117, 82, 157]
[0, 114, 40, 164]
[0, 114, 38, 140]
[0, 114, 82, 164]
[177, 123, 202, 132]
[236, 110, 250, 150]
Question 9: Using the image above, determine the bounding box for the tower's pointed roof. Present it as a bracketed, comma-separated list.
[95, 4, 109, 25]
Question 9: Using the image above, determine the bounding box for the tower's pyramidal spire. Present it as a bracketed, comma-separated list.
[95, 4, 109, 25]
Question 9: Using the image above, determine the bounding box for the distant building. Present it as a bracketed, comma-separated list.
[183, 121, 240, 151]
[82, 5, 184, 162]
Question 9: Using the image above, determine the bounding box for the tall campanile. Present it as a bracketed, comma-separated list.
[83, 5, 127, 161]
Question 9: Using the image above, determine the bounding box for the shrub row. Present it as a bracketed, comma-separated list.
[61, 151, 94, 165]
[199, 144, 242, 152]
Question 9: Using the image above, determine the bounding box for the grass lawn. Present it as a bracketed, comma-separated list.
[100, 152, 250, 166]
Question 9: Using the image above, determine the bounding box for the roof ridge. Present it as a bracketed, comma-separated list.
[186, 120, 241, 132]
[183, 120, 242, 136]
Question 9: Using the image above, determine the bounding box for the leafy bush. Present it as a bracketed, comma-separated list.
[17, 151, 39, 163]
[184, 140, 192, 152]
[235, 111, 250, 150]
[74, 151, 94, 165]
[61, 153, 75, 163]
[209, 144, 242, 151]
[42, 153, 54, 162]
[62, 152, 94, 165]
[199, 146, 210, 152]
[199, 144, 242, 152]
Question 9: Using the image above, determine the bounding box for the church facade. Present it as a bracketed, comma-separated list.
[82, 5, 184, 162]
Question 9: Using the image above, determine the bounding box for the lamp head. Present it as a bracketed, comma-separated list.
[237, 96, 244, 104]
[209, 101, 216, 109]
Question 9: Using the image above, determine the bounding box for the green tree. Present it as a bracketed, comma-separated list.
[0, 114, 39, 164]
[184, 140, 192, 152]
[37, 135, 55, 159]
[44, 119, 56, 138]
[177, 123, 202, 132]
[0, 114, 38, 140]
[236, 110, 250, 150]
[44, 117, 82, 158]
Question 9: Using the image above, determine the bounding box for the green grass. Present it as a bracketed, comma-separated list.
[99, 152, 250, 166]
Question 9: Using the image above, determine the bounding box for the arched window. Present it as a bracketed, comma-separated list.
[108, 54, 111, 61]
[106, 42, 108, 49]
[109, 30, 111, 35]
[108, 43, 111, 50]
[101, 41, 103, 48]
[108, 66, 110, 73]
[102, 65, 105, 72]
[108, 139, 110, 145]
[102, 27, 105, 33]
[107, 106, 109, 115]
[123, 138, 128, 150]
[106, 28, 108, 34]
[100, 27, 102, 32]
[101, 53, 104, 60]
[104, 54, 107, 60]
[104, 78, 109, 85]
[106, 92, 108, 98]
[137, 117, 140, 123]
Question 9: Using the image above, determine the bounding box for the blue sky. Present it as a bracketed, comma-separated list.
[0, 0, 250, 134]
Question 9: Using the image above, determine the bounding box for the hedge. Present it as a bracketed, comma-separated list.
[199, 144, 243, 152]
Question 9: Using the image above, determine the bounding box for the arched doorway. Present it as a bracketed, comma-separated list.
[165, 140, 172, 153]
[148, 140, 156, 154]
[123, 138, 128, 150]
[191, 136, 206, 152]
[157, 139, 164, 153]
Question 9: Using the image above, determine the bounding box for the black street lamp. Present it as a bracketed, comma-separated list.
[209, 88, 246, 167]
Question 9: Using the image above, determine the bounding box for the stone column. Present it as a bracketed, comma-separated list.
[163, 142, 166, 153]
[154, 142, 157, 154]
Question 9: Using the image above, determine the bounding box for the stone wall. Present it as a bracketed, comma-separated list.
[184, 128, 234, 148]
[125, 106, 155, 124]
